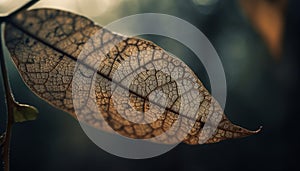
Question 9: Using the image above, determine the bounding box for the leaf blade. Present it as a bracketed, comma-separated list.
[4, 8, 260, 144]
[13, 103, 38, 123]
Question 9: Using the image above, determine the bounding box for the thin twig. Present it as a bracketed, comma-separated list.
[0, 1, 40, 171]
[0, 22, 15, 171]
[6, 0, 40, 19]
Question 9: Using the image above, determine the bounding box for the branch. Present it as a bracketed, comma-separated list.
[0, 22, 15, 171]
[0, 1, 40, 171]
[0, 0, 40, 20]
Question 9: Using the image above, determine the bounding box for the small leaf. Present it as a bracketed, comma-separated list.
[13, 103, 38, 123]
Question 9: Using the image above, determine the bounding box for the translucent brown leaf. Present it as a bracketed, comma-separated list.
[4, 8, 260, 145]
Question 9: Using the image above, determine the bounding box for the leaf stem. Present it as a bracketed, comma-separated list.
[0, 1, 40, 170]
[5, 0, 40, 19]
[0, 23, 15, 171]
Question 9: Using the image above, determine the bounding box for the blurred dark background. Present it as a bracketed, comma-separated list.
[0, 0, 299, 170]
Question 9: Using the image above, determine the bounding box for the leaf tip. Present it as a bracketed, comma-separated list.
[252, 125, 263, 134]
[237, 125, 262, 138]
